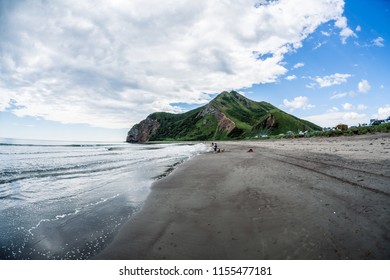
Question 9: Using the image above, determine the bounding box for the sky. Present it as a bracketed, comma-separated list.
[0, 0, 389, 142]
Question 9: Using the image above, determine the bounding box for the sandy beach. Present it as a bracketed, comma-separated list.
[96, 133, 390, 260]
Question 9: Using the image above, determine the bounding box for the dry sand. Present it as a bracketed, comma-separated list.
[96, 133, 390, 260]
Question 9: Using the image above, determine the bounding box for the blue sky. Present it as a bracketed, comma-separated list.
[0, 0, 389, 141]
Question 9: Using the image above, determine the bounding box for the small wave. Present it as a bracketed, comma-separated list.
[0, 194, 13, 200]
[0, 142, 121, 148]
[0, 156, 153, 185]
[141, 147, 164, 150]
[0, 150, 69, 155]
[1, 195, 25, 201]
[0, 159, 117, 183]
[153, 159, 186, 180]
[106, 147, 126, 151]
[27, 194, 120, 236]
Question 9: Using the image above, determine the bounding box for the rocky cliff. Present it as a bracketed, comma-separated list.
[126, 118, 160, 143]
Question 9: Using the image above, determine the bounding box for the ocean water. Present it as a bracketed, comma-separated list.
[0, 138, 208, 259]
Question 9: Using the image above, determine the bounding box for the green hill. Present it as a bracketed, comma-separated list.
[126, 91, 321, 143]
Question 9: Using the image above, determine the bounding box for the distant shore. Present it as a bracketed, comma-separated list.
[96, 133, 390, 259]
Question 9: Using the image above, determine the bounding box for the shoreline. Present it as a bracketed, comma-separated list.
[96, 133, 390, 259]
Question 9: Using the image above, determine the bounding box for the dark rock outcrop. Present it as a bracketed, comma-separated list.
[197, 104, 236, 133]
[264, 115, 276, 129]
[126, 118, 160, 143]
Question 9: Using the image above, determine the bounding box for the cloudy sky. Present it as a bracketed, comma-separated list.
[0, 0, 389, 141]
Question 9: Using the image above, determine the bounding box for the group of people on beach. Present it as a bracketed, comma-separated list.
[211, 142, 224, 153]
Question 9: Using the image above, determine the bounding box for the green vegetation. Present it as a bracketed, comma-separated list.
[211, 91, 277, 131]
[147, 108, 215, 141]
[209, 91, 320, 139]
[250, 109, 322, 136]
[263, 122, 390, 140]
[137, 91, 322, 141]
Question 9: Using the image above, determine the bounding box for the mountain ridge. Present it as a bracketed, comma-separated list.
[126, 91, 321, 143]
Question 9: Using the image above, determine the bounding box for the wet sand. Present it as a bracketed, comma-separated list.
[96, 133, 390, 259]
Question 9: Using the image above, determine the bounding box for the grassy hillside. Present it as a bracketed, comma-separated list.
[211, 91, 275, 129]
[253, 109, 322, 136]
[147, 108, 215, 141]
[211, 91, 321, 138]
[131, 91, 322, 142]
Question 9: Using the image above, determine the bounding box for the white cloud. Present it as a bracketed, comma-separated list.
[342, 102, 353, 110]
[321, 31, 331, 37]
[292, 62, 304, 69]
[305, 83, 316, 89]
[305, 111, 367, 127]
[361, 36, 385, 48]
[373, 105, 390, 119]
[0, 89, 12, 111]
[372, 37, 385, 47]
[358, 79, 371, 93]
[313, 42, 325, 50]
[285, 75, 297, 81]
[327, 106, 339, 113]
[341, 103, 367, 111]
[355, 25, 361, 32]
[343, 112, 367, 121]
[380, 85, 384, 89]
[334, 16, 357, 44]
[283, 96, 315, 111]
[357, 104, 367, 110]
[330, 91, 356, 99]
[0, 0, 347, 129]
[311, 73, 351, 88]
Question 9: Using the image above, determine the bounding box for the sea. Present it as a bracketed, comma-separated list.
[0, 138, 208, 259]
